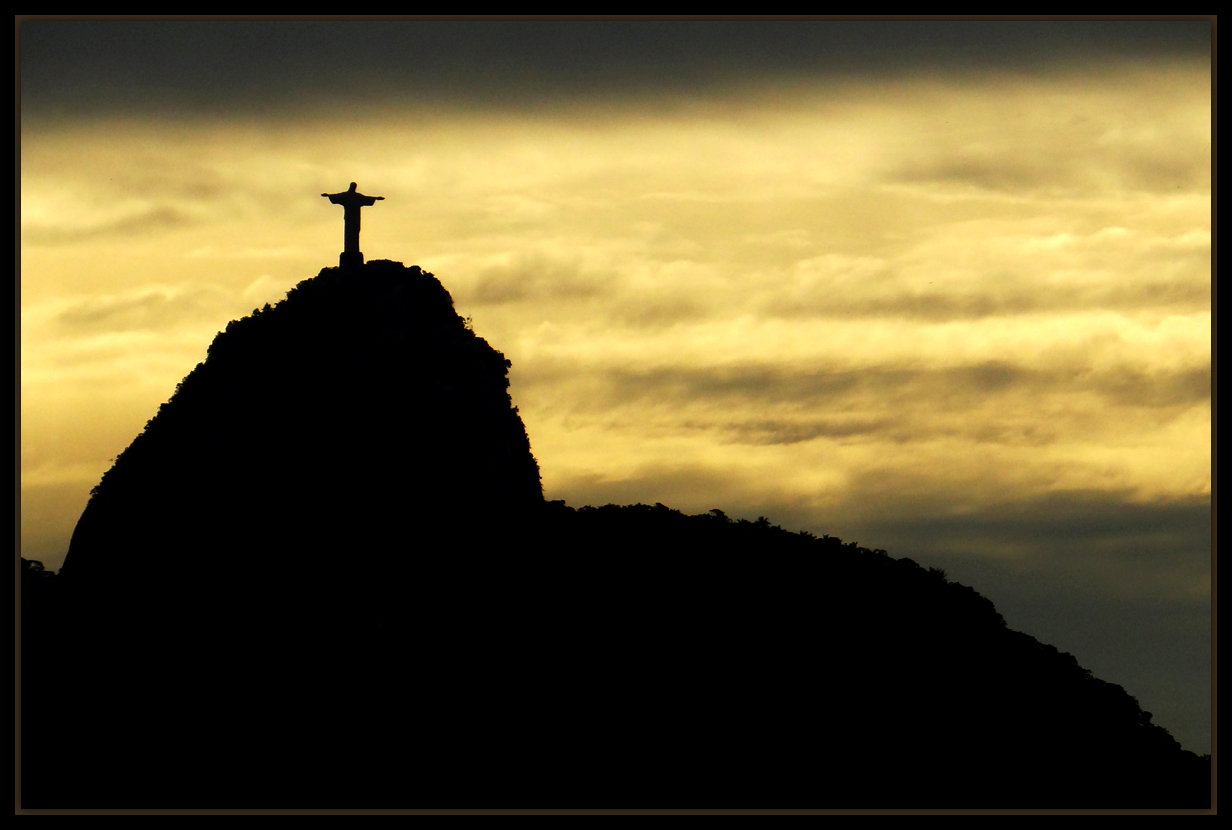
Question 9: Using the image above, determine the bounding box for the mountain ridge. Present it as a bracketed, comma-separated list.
[22, 261, 1210, 808]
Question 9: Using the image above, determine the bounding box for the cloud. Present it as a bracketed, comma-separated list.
[524, 360, 1209, 418]
[719, 418, 898, 445]
[880, 68, 1210, 198]
[20, 21, 1211, 121]
[547, 466, 1210, 599]
[844, 489, 1212, 597]
[53, 285, 234, 335]
[22, 204, 197, 244]
[20, 124, 343, 250]
[187, 246, 310, 260]
[760, 275, 1211, 323]
[746, 215, 1211, 322]
[453, 255, 612, 306]
[550, 462, 1211, 604]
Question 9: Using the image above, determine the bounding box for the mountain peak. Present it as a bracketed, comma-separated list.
[61, 260, 542, 592]
[27, 261, 1208, 809]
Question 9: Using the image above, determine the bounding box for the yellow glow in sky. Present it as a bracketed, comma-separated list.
[20, 63, 1210, 591]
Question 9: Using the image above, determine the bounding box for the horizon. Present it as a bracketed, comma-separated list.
[18, 19, 1212, 756]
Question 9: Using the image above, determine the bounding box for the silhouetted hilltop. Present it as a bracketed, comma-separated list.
[22, 264, 1208, 809]
[60, 260, 541, 608]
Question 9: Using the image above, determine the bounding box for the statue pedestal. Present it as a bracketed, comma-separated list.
[339, 251, 365, 269]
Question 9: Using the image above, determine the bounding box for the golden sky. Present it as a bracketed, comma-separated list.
[18, 21, 1212, 754]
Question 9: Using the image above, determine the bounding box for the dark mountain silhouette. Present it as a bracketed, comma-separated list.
[21, 261, 1209, 809]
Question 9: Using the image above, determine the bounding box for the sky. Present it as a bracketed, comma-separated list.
[19, 19, 1212, 755]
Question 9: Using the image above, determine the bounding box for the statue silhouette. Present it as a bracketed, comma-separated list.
[322, 182, 384, 268]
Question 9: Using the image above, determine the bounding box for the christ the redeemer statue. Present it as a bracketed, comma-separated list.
[322, 182, 384, 268]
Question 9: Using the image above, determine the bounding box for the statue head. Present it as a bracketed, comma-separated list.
[349, 182, 358, 192]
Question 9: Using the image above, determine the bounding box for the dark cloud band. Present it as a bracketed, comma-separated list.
[526, 360, 1211, 416]
[21, 20, 1212, 119]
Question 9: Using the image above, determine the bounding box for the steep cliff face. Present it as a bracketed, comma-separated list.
[62, 260, 542, 600]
